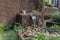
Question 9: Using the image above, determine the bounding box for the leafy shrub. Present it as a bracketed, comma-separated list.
[33, 33, 47, 40]
[0, 31, 18, 40]
[47, 3, 55, 7]
[45, 0, 48, 2]
[52, 11, 60, 22]
[45, 0, 55, 8]
[0, 23, 22, 40]
[14, 23, 23, 31]
[0, 23, 22, 31]
[33, 0, 44, 11]
[0, 24, 6, 32]
[0, 23, 14, 31]
[46, 24, 60, 33]
[33, 32, 60, 40]
[44, 13, 54, 19]
[45, 0, 49, 6]
[49, 36, 60, 40]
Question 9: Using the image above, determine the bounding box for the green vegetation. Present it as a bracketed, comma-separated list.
[0, 23, 22, 31]
[45, 0, 48, 3]
[0, 0, 60, 40]
[24, 32, 60, 40]
[47, 3, 55, 7]
[52, 11, 60, 22]
[45, 11, 60, 40]
[46, 12, 60, 33]
[0, 31, 18, 40]
[0, 23, 60, 40]
[49, 35, 60, 40]
[33, 0, 44, 12]
[13, 23, 23, 31]
[33, 33, 47, 40]
[45, 0, 56, 8]
[45, 11, 60, 20]
[0, 23, 14, 32]
[44, 13, 54, 19]
[46, 24, 60, 33]
[0, 24, 5, 31]
[33, 32, 60, 40]
[0, 23, 19, 40]
[45, 0, 49, 6]
[1, 11, 60, 40]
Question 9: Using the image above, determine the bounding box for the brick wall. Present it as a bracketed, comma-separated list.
[0, 0, 35, 24]
[19, 0, 35, 12]
[44, 8, 60, 15]
[0, 0, 20, 24]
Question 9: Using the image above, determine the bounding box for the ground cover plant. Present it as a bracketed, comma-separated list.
[0, 23, 60, 40]
[0, 31, 18, 40]
[52, 11, 60, 22]
[0, 23, 19, 40]
[32, 32, 60, 40]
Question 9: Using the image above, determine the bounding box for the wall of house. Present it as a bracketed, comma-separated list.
[0, 0, 20, 24]
[19, 0, 35, 12]
[58, 0, 60, 8]
[0, 0, 35, 24]
[44, 8, 60, 15]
